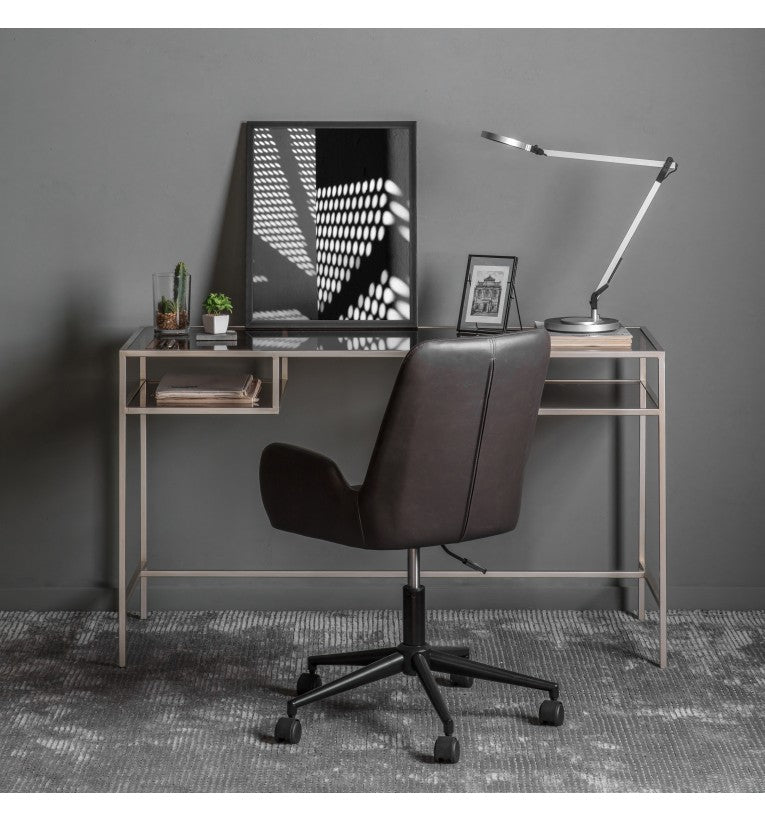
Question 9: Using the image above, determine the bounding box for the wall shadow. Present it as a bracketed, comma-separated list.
[0, 279, 121, 608]
[208, 123, 247, 324]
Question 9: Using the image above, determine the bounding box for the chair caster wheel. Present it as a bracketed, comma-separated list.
[274, 716, 302, 744]
[296, 672, 322, 695]
[434, 735, 460, 764]
[449, 673, 474, 688]
[539, 699, 565, 727]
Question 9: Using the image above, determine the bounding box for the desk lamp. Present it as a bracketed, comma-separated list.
[481, 131, 677, 333]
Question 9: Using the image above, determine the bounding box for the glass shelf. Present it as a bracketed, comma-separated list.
[121, 326, 663, 357]
[125, 378, 655, 416]
[125, 380, 277, 414]
[540, 380, 658, 415]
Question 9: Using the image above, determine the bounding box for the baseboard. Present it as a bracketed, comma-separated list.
[1, 582, 763, 611]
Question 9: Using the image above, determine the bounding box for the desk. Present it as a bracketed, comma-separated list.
[118, 326, 666, 669]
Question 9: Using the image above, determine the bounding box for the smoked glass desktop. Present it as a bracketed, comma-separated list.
[118, 326, 667, 668]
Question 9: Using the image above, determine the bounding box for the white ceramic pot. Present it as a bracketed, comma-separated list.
[202, 314, 230, 334]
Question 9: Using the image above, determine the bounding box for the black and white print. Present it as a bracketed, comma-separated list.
[246, 123, 415, 327]
[465, 265, 510, 322]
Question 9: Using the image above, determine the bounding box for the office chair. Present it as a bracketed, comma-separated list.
[260, 330, 562, 764]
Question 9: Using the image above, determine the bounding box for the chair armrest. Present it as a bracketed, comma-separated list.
[259, 443, 364, 547]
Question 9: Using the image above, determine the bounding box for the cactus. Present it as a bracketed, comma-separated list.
[173, 260, 189, 312]
[157, 295, 176, 314]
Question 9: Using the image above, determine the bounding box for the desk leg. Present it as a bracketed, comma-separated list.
[658, 356, 667, 669]
[272, 356, 280, 413]
[118, 353, 127, 668]
[280, 356, 288, 400]
[638, 357, 646, 620]
[139, 414, 147, 619]
[139, 356, 148, 619]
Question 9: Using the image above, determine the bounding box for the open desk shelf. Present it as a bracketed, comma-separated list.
[540, 380, 658, 415]
[125, 379, 278, 414]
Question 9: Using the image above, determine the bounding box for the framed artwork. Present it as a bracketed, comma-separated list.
[245, 121, 417, 329]
[457, 255, 518, 334]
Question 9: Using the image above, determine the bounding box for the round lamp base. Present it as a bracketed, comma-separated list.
[544, 315, 621, 334]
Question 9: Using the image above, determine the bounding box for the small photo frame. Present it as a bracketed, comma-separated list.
[457, 255, 518, 334]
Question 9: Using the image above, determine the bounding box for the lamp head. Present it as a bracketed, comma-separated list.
[481, 131, 545, 155]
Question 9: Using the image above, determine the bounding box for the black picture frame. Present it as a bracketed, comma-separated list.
[457, 254, 518, 334]
[245, 121, 417, 329]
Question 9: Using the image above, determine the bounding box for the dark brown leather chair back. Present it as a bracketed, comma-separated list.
[359, 330, 550, 550]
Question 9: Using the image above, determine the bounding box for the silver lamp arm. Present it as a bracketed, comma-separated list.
[588, 157, 676, 319]
[541, 148, 674, 169]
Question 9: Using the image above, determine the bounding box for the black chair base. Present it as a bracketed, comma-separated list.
[274, 582, 564, 763]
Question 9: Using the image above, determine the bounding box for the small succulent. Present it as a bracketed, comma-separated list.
[157, 296, 176, 314]
[203, 292, 234, 316]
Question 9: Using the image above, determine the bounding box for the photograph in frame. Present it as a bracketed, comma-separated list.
[458, 255, 518, 333]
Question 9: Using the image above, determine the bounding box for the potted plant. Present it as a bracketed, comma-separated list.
[202, 292, 234, 334]
[153, 261, 191, 334]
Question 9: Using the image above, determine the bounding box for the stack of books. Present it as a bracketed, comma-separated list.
[155, 373, 262, 406]
[535, 324, 633, 350]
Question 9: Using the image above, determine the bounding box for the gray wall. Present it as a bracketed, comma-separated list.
[1, 29, 763, 611]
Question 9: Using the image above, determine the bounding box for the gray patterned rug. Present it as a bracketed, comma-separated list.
[0, 610, 763, 792]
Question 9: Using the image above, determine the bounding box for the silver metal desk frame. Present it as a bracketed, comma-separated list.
[118, 327, 666, 669]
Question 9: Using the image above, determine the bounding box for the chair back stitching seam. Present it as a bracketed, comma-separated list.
[459, 337, 496, 541]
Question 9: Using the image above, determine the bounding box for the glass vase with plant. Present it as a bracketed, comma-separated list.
[153, 261, 191, 334]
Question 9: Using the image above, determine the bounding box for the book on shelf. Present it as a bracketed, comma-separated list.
[532, 322, 633, 349]
[155, 373, 262, 406]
